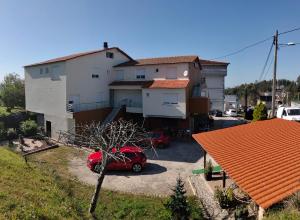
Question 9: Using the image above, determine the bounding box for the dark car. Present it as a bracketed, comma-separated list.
[209, 109, 223, 117]
[87, 146, 147, 173]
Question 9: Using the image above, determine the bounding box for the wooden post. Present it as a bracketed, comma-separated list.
[203, 149, 207, 169]
[222, 171, 226, 188]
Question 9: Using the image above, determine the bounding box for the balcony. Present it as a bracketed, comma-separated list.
[67, 101, 110, 113]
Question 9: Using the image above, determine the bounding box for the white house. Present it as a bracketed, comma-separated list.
[24, 43, 225, 138]
[200, 59, 229, 111]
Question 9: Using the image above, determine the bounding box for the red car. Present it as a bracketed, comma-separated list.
[146, 131, 170, 148]
[87, 146, 147, 173]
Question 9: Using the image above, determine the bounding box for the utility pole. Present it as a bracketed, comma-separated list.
[271, 30, 278, 117]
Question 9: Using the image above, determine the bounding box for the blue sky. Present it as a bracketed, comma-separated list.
[1, 0, 300, 87]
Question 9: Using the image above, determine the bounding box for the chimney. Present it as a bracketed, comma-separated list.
[103, 42, 108, 49]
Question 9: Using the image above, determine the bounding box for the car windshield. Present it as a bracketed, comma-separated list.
[287, 109, 300, 116]
[231, 110, 236, 113]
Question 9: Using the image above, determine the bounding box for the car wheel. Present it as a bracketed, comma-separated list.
[94, 164, 102, 173]
[132, 163, 142, 173]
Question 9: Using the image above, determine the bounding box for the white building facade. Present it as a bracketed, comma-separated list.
[200, 60, 229, 111]
[25, 44, 224, 138]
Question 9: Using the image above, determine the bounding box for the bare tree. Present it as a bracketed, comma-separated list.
[59, 119, 154, 214]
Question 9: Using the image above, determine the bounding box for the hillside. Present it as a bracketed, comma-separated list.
[0, 147, 203, 219]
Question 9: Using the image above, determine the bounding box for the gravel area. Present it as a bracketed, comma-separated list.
[189, 175, 229, 219]
[69, 140, 203, 196]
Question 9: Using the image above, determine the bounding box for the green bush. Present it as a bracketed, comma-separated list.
[165, 176, 190, 219]
[20, 120, 38, 137]
[7, 128, 17, 140]
[0, 122, 6, 140]
[234, 205, 249, 219]
[214, 186, 236, 209]
[252, 103, 268, 122]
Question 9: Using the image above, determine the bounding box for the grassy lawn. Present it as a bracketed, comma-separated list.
[264, 209, 300, 220]
[0, 106, 24, 116]
[0, 146, 204, 219]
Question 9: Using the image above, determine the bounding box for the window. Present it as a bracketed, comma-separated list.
[283, 110, 287, 116]
[156, 68, 159, 72]
[136, 69, 145, 79]
[45, 67, 49, 73]
[146, 93, 150, 97]
[163, 93, 178, 105]
[200, 77, 206, 84]
[194, 62, 199, 68]
[92, 74, 99, 78]
[106, 52, 114, 58]
[40, 68, 43, 74]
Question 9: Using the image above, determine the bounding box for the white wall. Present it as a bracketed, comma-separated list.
[113, 63, 189, 81]
[142, 88, 186, 118]
[25, 62, 69, 117]
[202, 65, 227, 111]
[66, 48, 131, 106]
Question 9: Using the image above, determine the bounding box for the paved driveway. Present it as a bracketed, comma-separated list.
[69, 141, 203, 196]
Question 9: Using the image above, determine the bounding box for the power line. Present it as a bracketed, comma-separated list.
[262, 56, 274, 81]
[259, 42, 274, 81]
[279, 27, 300, 35]
[211, 36, 273, 60]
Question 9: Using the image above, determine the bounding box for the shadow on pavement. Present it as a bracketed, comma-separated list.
[106, 162, 167, 176]
[144, 140, 203, 163]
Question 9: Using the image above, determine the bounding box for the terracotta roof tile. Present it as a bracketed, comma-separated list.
[192, 118, 300, 209]
[114, 56, 199, 67]
[24, 47, 133, 67]
[144, 80, 189, 89]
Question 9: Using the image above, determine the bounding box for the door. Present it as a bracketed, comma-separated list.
[46, 121, 51, 137]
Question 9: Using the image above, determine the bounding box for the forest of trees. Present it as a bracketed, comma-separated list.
[225, 76, 300, 106]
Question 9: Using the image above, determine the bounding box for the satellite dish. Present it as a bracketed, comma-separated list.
[183, 70, 188, 77]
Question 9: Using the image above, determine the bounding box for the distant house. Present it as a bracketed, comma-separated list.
[257, 92, 272, 109]
[200, 60, 229, 111]
[224, 95, 239, 111]
[24, 43, 227, 138]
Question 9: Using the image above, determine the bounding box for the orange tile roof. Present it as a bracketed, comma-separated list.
[114, 56, 199, 67]
[192, 118, 300, 209]
[145, 79, 189, 89]
[24, 47, 133, 67]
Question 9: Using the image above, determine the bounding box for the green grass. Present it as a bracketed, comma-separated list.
[0, 147, 204, 219]
[264, 209, 300, 220]
[0, 106, 24, 117]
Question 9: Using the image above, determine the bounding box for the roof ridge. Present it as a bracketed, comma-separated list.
[24, 47, 133, 67]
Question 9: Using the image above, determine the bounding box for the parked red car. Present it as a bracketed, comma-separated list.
[146, 131, 170, 148]
[87, 146, 147, 173]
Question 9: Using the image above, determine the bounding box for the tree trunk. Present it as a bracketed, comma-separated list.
[89, 166, 107, 214]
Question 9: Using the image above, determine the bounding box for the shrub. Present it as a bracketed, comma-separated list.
[7, 128, 17, 140]
[252, 103, 268, 122]
[0, 122, 7, 140]
[214, 186, 236, 209]
[205, 159, 213, 181]
[165, 176, 190, 219]
[20, 120, 38, 137]
[234, 205, 249, 219]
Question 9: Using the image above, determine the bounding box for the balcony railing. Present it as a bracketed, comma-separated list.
[67, 101, 110, 112]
